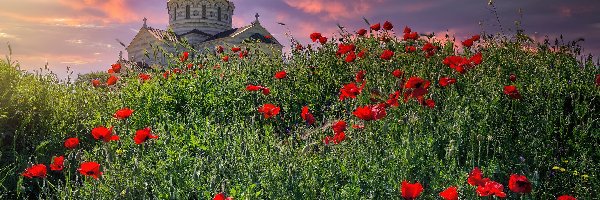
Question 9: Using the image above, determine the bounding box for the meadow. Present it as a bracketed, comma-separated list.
[0, 20, 599, 199]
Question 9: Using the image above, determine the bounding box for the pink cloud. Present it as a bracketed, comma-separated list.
[283, 0, 382, 20]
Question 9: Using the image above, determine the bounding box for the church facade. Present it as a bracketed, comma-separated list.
[125, 0, 282, 67]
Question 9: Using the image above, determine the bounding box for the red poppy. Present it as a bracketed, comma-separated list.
[380, 49, 394, 60]
[462, 38, 474, 47]
[301, 106, 316, 125]
[423, 99, 435, 109]
[106, 75, 118, 86]
[332, 132, 346, 144]
[357, 28, 367, 36]
[111, 63, 122, 73]
[405, 46, 416, 53]
[403, 26, 412, 34]
[509, 174, 532, 194]
[439, 77, 457, 87]
[187, 63, 194, 69]
[357, 50, 366, 58]
[471, 34, 481, 41]
[258, 104, 280, 119]
[114, 107, 134, 120]
[50, 156, 65, 171]
[22, 164, 47, 179]
[470, 52, 483, 65]
[261, 88, 270, 95]
[92, 79, 101, 87]
[370, 23, 381, 31]
[216, 46, 224, 53]
[295, 44, 303, 50]
[173, 68, 182, 74]
[504, 85, 522, 99]
[239, 50, 248, 58]
[319, 36, 328, 45]
[265, 35, 272, 39]
[403, 77, 430, 102]
[353, 104, 387, 121]
[476, 180, 507, 198]
[422, 42, 437, 52]
[403, 32, 419, 40]
[339, 81, 366, 101]
[222, 55, 229, 62]
[108, 68, 115, 74]
[401, 181, 423, 200]
[355, 70, 366, 83]
[386, 91, 400, 107]
[275, 71, 287, 79]
[383, 21, 394, 30]
[91, 126, 119, 142]
[64, 137, 79, 149]
[139, 73, 151, 81]
[439, 186, 458, 200]
[310, 32, 322, 42]
[163, 70, 171, 79]
[332, 120, 347, 134]
[246, 84, 261, 91]
[213, 192, 234, 200]
[78, 161, 102, 179]
[392, 69, 404, 78]
[180, 52, 189, 62]
[231, 47, 241, 53]
[557, 195, 577, 200]
[509, 74, 517, 82]
[134, 127, 158, 145]
[595, 74, 600, 86]
[345, 51, 356, 63]
[468, 167, 490, 187]
[337, 44, 356, 56]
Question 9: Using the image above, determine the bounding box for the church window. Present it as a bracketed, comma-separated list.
[193, 10, 199, 16]
[224, 14, 228, 20]
[174, 7, 177, 20]
[202, 5, 206, 18]
[218, 7, 222, 21]
[186, 5, 190, 19]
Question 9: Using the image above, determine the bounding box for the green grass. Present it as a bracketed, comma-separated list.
[0, 29, 599, 199]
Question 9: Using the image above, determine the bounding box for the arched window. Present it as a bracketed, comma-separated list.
[202, 5, 206, 18]
[174, 7, 177, 20]
[186, 5, 190, 19]
[218, 7, 221, 21]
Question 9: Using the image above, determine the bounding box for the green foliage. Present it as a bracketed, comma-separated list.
[0, 30, 599, 199]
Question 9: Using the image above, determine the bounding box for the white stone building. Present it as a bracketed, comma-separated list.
[125, 0, 282, 67]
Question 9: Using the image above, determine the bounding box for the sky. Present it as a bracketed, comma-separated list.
[0, 0, 598, 79]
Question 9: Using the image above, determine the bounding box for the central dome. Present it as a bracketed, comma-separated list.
[167, 0, 235, 36]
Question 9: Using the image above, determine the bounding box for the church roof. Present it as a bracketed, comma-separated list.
[145, 27, 179, 42]
[179, 29, 213, 37]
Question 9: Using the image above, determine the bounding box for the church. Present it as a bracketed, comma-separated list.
[125, 0, 282, 67]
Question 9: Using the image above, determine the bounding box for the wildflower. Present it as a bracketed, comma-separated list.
[301, 106, 316, 125]
[370, 23, 381, 31]
[504, 85, 522, 99]
[405, 45, 416, 53]
[295, 44, 303, 51]
[310, 32, 322, 42]
[401, 181, 423, 200]
[91, 126, 119, 142]
[439, 186, 458, 200]
[345, 51, 356, 63]
[139, 73, 151, 81]
[216, 46, 224, 53]
[258, 104, 280, 119]
[403, 77, 430, 102]
[134, 127, 158, 145]
[114, 107, 134, 120]
[231, 47, 241, 53]
[471, 34, 481, 41]
[339, 82, 366, 101]
[50, 156, 65, 171]
[386, 91, 400, 107]
[355, 70, 366, 83]
[510, 74, 517, 82]
[380, 49, 394, 60]
[557, 195, 577, 200]
[108, 69, 115, 74]
[92, 79, 101, 87]
[439, 77, 457, 87]
[180, 52, 189, 62]
[468, 167, 490, 187]
[476, 181, 507, 198]
[403, 26, 412, 34]
[423, 99, 435, 109]
[595, 74, 600, 86]
[78, 161, 102, 179]
[111, 63, 122, 73]
[392, 69, 404, 78]
[64, 137, 79, 149]
[470, 52, 483, 64]
[383, 21, 394, 30]
[213, 192, 234, 200]
[509, 174, 532, 194]
[462, 38, 474, 47]
[357, 50, 366, 58]
[353, 104, 387, 121]
[337, 44, 356, 56]
[265, 35, 272, 39]
[22, 164, 47, 179]
[357, 28, 367, 36]
[275, 71, 287, 79]
[222, 55, 229, 62]
[106, 75, 118, 86]
[403, 32, 419, 40]
[163, 70, 171, 79]
[239, 50, 248, 58]
[319, 36, 328, 45]
[332, 120, 347, 134]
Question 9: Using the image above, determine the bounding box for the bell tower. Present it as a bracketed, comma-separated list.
[167, 0, 235, 36]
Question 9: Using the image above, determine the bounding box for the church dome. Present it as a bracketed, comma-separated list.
[167, 0, 235, 36]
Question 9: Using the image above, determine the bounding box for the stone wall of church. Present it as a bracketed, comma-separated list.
[167, 0, 235, 36]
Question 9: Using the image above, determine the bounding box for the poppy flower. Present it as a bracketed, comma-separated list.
[403, 32, 419, 40]
[332, 120, 347, 134]
[139, 73, 151, 81]
[265, 35, 272, 39]
[422, 42, 437, 52]
[106, 75, 118, 86]
[471, 34, 481, 41]
[357, 50, 366, 58]
[319, 36, 328, 45]
[231, 47, 241, 53]
[339, 81, 366, 101]
[50, 156, 65, 171]
[557, 195, 577, 200]
[403, 26, 412, 34]
[187, 63, 194, 69]
[386, 91, 400, 107]
[403, 77, 431, 102]
[180, 52, 189, 62]
[380, 49, 394, 60]
[222, 55, 229, 62]
[258, 104, 280, 119]
[108, 69, 115, 74]
[405, 46, 416, 53]
[246, 84, 261, 91]
[114, 107, 134, 120]
[163, 70, 171, 78]
[332, 132, 346, 144]
[323, 135, 333, 145]
[595, 74, 600, 86]
[91, 126, 119, 142]
[383, 21, 394, 30]
[275, 71, 287, 79]
[470, 52, 483, 65]
[439, 77, 457, 87]
[216, 46, 224, 53]
[92, 79, 101, 87]
[476, 180, 507, 198]
[78, 161, 102, 179]
[509, 174, 532, 194]
[370, 23, 381, 31]
[355, 70, 366, 83]
[111, 63, 122, 73]
[22, 164, 47, 179]
[462, 38, 474, 47]
[510, 74, 517, 82]
[213, 192, 234, 200]
[64, 137, 79, 149]
[295, 44, 303, 50]
[401, 181, 423, 200]
[337, 44, 356, 56]
[261, 88, 270, 95]
[173, 68, 182, 74]
[423, 99, 435, 109]
[239, 50, 248, 58]
[310, 32, 322, 42]
[468, 167, 490, 187]
[345, 51, 356, 63]
[392, 69, 404, 78]
[353, 104, 387, 121]
[357, 28, 367, 36]
[301, 106, 316, 125]
[439, 186, 458, 200]
[134, 127, 159, 145]
[504, 85, 522, 99]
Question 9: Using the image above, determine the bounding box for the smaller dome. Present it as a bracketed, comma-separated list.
[167, 0, 235, 36]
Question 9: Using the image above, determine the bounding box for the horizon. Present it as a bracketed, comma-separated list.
[0, 0, 599, 79]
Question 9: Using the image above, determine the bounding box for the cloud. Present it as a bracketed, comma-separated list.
[283, 0, 381, 20]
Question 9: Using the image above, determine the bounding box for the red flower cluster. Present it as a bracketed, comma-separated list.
[323, 121, 347, 145]
[275, 71, 287, 79]
[64, 137, 79, 149]
[107, 75, 119, 86]
[258, 104, 280, 119]
[301, 106, 316, 125]
[443, 53, 483, 74]
[356, 28, 367, 36]
[401, 181, 423, 200]
[114, 107, 134, 120]
[91, 126, 119, 142]
[339, 81, 366, 101]
[439, 186, 458, 200]
[476, 180, 507, 198]
[353, 104, 387, 121]
[134, 127, 159, 145]
[22, 164, 47, 179]
[380, 49, 394, 60]
[504, 85, 522, 99]
[78, 161, 102, 179]
[111, 63, 122, 73]
[180, 52, 189, 62]
[403, 76, 431, 102]
[139, 73, 151, 81]
[50, 156, 64, 171]
[337, 43, 358, 63]
[403, 26, 419, 40]
[213, 192, 234, 200]
[405, 45, 416, 53]
[422, 42, 439, 58]
[509, 174, 532, 194]
[383, 21, 394, 30]
[439, 77, 457, 87]
[462, 34, 481, 47]
[246, 84, 270, 95]
[309, 32, 327, 45]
